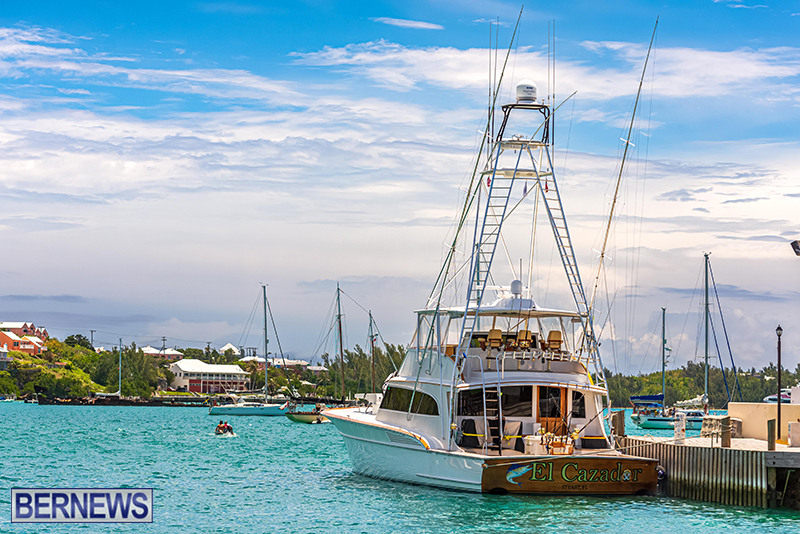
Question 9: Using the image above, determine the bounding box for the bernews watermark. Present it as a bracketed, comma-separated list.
[11, 488, 153, 523]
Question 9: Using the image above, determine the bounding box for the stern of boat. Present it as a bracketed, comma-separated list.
[481, 455, 658, 495]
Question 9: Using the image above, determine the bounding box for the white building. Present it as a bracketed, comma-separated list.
[141, 346, 184, 361]
[307, 365, 328, 375]
[169, 359, 249, 394]
[0, 343, 10, 371]
[219, 343, 241, 356]
[268, 357, 310, 369]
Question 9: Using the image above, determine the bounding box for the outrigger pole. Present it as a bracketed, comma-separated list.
[588, 17, 659, 315]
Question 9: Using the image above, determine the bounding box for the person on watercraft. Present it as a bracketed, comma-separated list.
[224, 421, 233, 434]
[215, 421, 225, 434]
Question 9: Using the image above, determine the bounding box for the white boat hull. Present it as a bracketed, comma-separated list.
[329, 411, 487, 491]
[327, 409, 658, 495]
[630, 414, 703, 430]
[209, 403, 285, 416]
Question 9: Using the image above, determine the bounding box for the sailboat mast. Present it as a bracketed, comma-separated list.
[704, 253, 710, 405]
[118, 338, 122, 397]
[336, 283, 346, 400]
[369, 310, 375, 395]
[268, 284, 269, 404]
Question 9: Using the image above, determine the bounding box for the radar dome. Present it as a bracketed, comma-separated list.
[515, 79, 537, 103]
[510, 279, 523, 297]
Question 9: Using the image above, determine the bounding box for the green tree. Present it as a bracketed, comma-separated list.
[0, 371, 18, 395]
[182, 348, 204, 359]
[320, 343, 404, 398]
[64, 334, 93, 350]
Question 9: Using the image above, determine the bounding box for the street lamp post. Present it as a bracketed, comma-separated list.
[777, 324, 783, 440]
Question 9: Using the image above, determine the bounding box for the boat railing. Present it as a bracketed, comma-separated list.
[483, 347, 581, 371]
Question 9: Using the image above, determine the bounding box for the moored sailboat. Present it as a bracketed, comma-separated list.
[630, 307, 704, 430]
[630, 253, 736, 430]
[209, 285, 286, 416]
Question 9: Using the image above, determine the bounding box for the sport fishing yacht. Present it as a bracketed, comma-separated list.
[325, 80, 658, 495]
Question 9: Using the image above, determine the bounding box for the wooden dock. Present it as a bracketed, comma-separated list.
[618, 435, 800, 508]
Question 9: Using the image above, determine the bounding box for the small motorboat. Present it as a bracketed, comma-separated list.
[763, 388, 792, 404]
[285, 403, 329, 424]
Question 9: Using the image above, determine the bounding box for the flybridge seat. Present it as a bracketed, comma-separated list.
[487, 329, 503, 349]
[546, 330, 563, 350]
[468, 330, 540, 352]
[517, 330, 533, 349]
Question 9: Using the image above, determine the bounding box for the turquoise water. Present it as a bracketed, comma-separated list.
[1, 403, 798, 533]
[605, 408, 712, 439]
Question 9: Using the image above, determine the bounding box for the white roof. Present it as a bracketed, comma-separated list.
[0, 331, 22, 341]
[0, 322, 27, 329]
[268, 357, 310, 367]
[141, 346, 183, 356]
[307, 365, 328, 372]
[219, 343, 241, 355]
[417, 296, 580, 319]
[239, 356, 265, 363]
[23, 336, 44, 346]
[170, 358, 248, 375]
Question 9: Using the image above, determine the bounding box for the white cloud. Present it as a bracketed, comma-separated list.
[0, 25, 797, 371]
[295, 39, 800, 103]
[371, 17, 444, 30]
[56, 88, 90, 95]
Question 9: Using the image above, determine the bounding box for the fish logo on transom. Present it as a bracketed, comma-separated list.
[505, 464, 533, 486]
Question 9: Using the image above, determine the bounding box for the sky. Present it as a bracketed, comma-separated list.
[0, 0, 798, 378]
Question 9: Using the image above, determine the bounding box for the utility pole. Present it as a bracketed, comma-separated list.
[90, 330, 95, 347]
[161, 336, 167, 358]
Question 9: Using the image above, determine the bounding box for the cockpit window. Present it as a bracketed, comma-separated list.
[571, 390, 586, 419]
[381, 386, 439, 416]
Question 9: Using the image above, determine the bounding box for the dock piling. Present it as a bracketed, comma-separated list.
[721, 416, 731, 448]
[768, 419, 776, 451]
